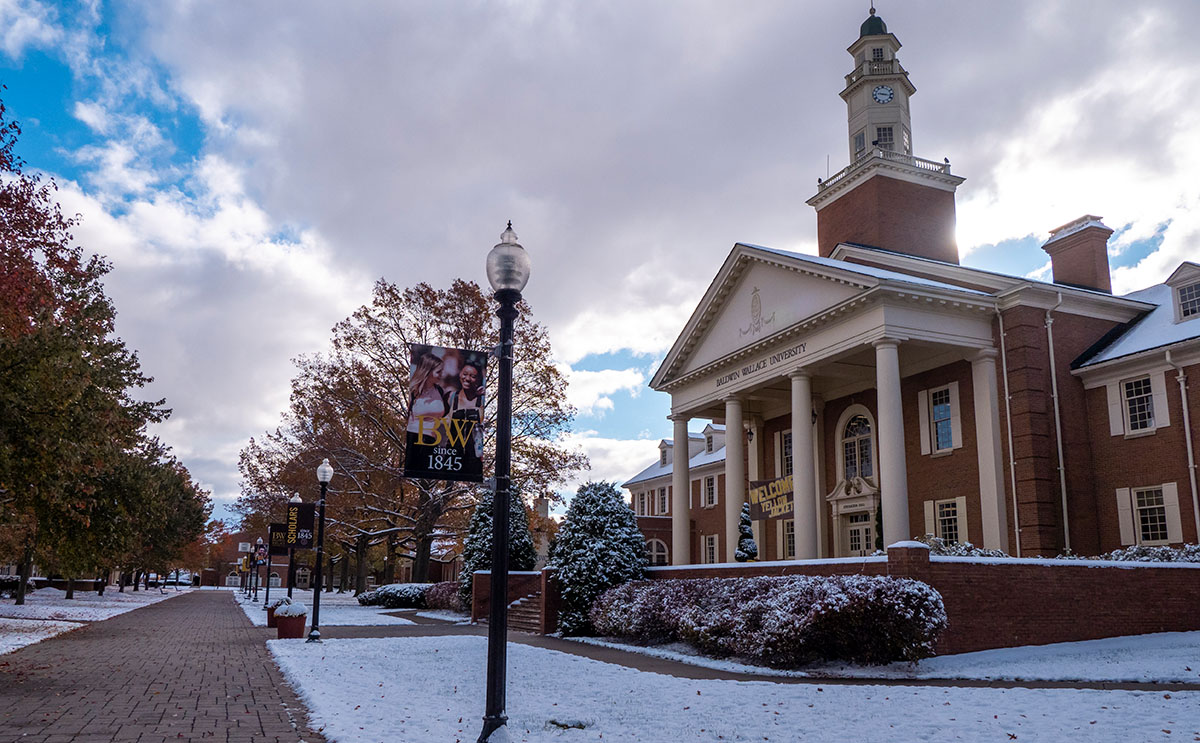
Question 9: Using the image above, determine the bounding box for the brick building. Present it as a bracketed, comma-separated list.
[625, 9, 1200, 566]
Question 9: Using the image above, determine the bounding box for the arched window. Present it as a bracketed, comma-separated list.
[645, 539, 669, 566]
[269, 572, 281, 587]
[842, 414, 874, 480]
[224, 572, 240, 587]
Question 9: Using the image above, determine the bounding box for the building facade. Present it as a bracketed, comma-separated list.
[626, 10, 1200, 566]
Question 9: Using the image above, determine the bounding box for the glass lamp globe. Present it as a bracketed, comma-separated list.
[316, 458, 334, 484]
[486, 221, 532, 293]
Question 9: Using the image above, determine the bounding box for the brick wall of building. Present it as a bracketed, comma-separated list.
[815, 175, 958, 263]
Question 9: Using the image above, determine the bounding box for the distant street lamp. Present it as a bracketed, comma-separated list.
[307, 458, 334, 642]
[478, 221, 531, 743]
[288, 493, 302, 599]
[252, 537, 264, 601]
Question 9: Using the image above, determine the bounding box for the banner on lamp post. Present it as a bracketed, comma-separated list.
[268, 523, 289, 556]
[402, 343, 488, 483]
[748, 475, 795, 520]
[285, 502, 315, 549]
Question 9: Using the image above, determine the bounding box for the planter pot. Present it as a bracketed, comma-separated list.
[266, 607, 277, 628]
[276, 614, 307, 639]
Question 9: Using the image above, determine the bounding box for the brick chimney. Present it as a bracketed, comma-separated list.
[1040, 215, 1114, 294]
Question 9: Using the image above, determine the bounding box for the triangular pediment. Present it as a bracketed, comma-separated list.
[652, 244, 876, 388]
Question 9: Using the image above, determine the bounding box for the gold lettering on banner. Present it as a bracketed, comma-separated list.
[748, 475, 795, 520]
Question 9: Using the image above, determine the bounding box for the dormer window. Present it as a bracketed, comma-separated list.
[660, 449, 668, 467]
[1179, 281, 1200, 320]
[705, 435, 713, 454]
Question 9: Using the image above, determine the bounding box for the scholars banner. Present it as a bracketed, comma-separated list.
[403, 343, 488, 483]
[748, 475, 795, 520]
[267, 523, 290, 556]
[285, 502, 315, 549]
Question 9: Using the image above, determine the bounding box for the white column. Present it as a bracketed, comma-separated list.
[874, 339, 911, 545]
[724, 397, 745, 563]
[671, 415, 691, 565]
[972, 349, 1010, 551]
[790, 370, 818, 559]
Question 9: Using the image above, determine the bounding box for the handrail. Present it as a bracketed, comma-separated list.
[817, 149, 952, 191]
[845, 59, 908, 87]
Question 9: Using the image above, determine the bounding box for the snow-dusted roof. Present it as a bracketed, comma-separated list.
[747, 244, 990, 296]
[1077, 283, 1200, 367]
[623, 444, 727, 488]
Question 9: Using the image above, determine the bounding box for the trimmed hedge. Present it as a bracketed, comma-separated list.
[424, 581, 466, 612]
[590, 575, 946, 667]
[356, 583, 428, 609]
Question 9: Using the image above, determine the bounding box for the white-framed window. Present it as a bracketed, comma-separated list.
[854, 130, 866, 156]
[918, 382, 962, 455]
[782, 431, 794, 476]
[1117, 484, 1182, 546]
[702, 534, 718, 564]
[784, 520, 796, 559]
[705, 434, 713, 454]
[1179, 281, 1200, 319]
[875, 126, 894, 151]
[660, 449, 668, 467]
[847, 512, 872, 554]
[658, 487, 668, 515]
[923, 496, 968, 545]
[703, 476, 717, 507]
[842, 415, 874, 479]
[1123, 376, 1155, 432]
[1106, 372, 1170, 436]
[871, 47, 884, 61]
[637, 492, 646, 515]
[646, 539, 669, 566]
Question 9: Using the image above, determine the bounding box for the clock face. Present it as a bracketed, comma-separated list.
[872, 85, 894, 104]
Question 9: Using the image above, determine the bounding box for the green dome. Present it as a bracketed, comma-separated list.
[860, 9, 887, 37]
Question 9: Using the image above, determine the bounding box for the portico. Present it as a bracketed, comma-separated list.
[652, 244, 1004, 562]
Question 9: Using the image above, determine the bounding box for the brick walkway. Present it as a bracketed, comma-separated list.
[0, 590, 325, 743]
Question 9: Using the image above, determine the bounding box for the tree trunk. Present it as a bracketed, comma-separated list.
[412, 532, 433, 584]
[383, 535, 396, 585]
[118, 570, 126, 592]
[97, 574, 106, 596]
[15, 546, 33, 606]
[65, 577, 74, 600]
[325, 556, 335, 592]
[355, 534, 369, 595]
[132, 569, 141, 591]
[338, 551, 350, 593]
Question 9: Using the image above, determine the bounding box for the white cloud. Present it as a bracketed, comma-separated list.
[559, 365, 645, 418]
[559, 431, 661, 496]
[0, 0, 60, 58]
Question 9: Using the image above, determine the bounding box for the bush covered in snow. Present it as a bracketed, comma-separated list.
[912, 535, 1009, 558]
[268, 596, 292, 610]
[458, 490, 538, 607]
[551, 481, 647, 635]
[0, 576, 34, 598]
[735, 503, 757, 562]
[424, 581, 466, 612]
[357, 583, 429, 609]
[274, 601, 308, 618]
[590, 574, 947, 667]
[1060, 543, 1200, 562]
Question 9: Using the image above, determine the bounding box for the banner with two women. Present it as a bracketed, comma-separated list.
[403, 343, 488, 482]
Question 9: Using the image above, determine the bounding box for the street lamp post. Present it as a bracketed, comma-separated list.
[478, 221, 531, 743]
[307, 458, 334, 642]
[252, 537, 264, 601]
[288, 493, 301, 599]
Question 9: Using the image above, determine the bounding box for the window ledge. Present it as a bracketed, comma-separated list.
[1123, 428, 1157, 440]
[930, 449, 954, 459]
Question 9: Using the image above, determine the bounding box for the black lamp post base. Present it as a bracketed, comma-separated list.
[305, 630, 321, 643]
[477, 716, 507, 743]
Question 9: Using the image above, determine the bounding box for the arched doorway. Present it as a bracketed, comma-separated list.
[827, 405, 881, 557]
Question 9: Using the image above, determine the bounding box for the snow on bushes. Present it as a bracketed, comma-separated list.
[357, 583, 429, 609]
[590, 574, 947, 667]
[551, 481, 647, 635]
[912, 535, 1009, 558]
[275, 601, 308, 618]
[424, 581, 466, 612]
[268, 596, 292, 610]
[1059, 543, 1200, 562]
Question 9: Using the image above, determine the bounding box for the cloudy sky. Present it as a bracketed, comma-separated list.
[3, 1, 1198, 522]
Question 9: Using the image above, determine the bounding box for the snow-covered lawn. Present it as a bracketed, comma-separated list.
[270, 635, 1199, 742]
[570, 631, 1200, 684]
[0, 586, 187, 654]
[0, 618, 81, 654]
[234, 589, 415, 627]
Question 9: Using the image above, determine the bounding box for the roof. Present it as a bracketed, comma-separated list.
[860, 9, 887, 37]
[1077, 283, 1200, 367]
[746, 244, 989, 295]
[623, 444, 726, 488]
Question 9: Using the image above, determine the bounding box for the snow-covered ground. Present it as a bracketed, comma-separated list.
[234, 589, 415, 627]
[569, 631, 1200, 684]
[0, 586, 186, 654]
[270, 635, 1199, 742]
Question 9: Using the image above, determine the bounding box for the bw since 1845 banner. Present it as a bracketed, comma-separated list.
[403, 343, 488, 483]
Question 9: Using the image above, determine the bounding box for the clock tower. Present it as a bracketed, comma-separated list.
[807, 8, 965, 264]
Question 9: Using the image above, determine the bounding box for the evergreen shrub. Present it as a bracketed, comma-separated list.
[591, 574, 946, 667]
[356, 583, 429, 608]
